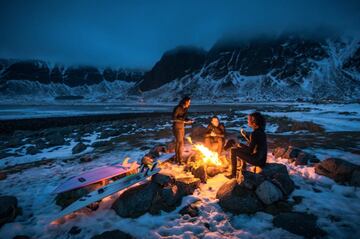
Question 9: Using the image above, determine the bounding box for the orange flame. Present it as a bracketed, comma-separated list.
[193, 144, 222, 166]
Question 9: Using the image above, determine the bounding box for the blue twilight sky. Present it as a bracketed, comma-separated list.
[0, 0, 359, 69]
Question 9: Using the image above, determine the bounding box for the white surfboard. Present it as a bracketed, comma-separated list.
[52, 153, 174, 222]
[53, 153, 174, 194]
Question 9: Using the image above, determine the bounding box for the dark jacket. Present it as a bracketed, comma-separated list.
[172, 104, 189, 126]
[205, 123, 226, 138]
[242, 128, 267, 166]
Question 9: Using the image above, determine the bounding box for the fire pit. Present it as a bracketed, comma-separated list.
[184, 137, 229, 183]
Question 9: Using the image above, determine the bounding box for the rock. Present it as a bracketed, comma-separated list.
[283, 146, 302, 162]
[261, 163, 289, 177]
[34, 139, 48, 150]
[112, 181, 160, 218]
[55, 182, 103, 208]
[72, 142, 87, 154]
[273, 212, 326, 238]
[26, 146, 40, 155]
[237, 171, 265, 190]
[191, 165, 207, 183]
[255, 180, 283, 205]
[160, 185, 181, 208]
[91, 230, 133, 239]
[264, 201, 293, 215]
[46, 132, 65, 146]
[91, 140, 113, 148]
[179, 201, 200, 217]
[315, 158, 359, 184]
[79, 154, 94, 163]
[273, 146, 319, 165]
[69, 226, 82, 235]
[260, 163, 294, 196]
[271, 172, 295, 196]
[216, 179, 263, 214]
[0, 172, 7, 181]
[206, 166, 226, 177]
[99, 130, 120, 139]
[5, 137, 22, 148]
[152, 172, 175, 186]
[272, 146, 287, 158]
[295, 151, 320, 165]
[0, 196, 19, 227]
[94, 144, 115, 153]
[350, 169, 360, 187]
[175, 177, 201, 195]
[111, 175, 200, 218]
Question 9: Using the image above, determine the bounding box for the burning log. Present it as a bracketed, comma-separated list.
[184, 137, 229, 181]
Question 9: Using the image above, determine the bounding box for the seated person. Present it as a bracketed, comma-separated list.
[204, 116, 226, 155]
[227, 112, 267, 179]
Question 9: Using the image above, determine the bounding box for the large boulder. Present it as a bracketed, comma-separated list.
[216, 179, 263, 214]
[260, 163, 295, 196]
[191, 165, 207, 183]
[315, 158, 360, 184]
[111, 174, 200, 218]
[72, 142, 87, 154]
[112, 181, 160, 218]
[0, 196, 19, 227]
[55, 182, 104, 208]
[272, 146, 319, 165]
[91, 230, 133, 239]
[273, 212, 326, 238]
[152, 172, 175, 186]
[175, 177, 201, 195]
[237, 171, 265, 190]
[255, 180, 283, 205]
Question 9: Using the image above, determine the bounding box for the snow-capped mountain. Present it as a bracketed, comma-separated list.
[142, 34, 360, 103]
[0, 60, 145, 103]
[1, 33, 360, 103]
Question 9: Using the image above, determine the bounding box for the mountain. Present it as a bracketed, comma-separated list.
[141, 34, 360, 102]
[0, 60, 145, 102]
[1, 33, 360, 103]
[0, 60, 144, 86]
[138, 46, 207, 91]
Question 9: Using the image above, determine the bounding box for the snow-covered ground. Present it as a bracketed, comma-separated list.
[1, 151, 359, 238]
[0, 103, 359, 238]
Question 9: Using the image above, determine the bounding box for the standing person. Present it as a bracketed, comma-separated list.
[204, 116, 226, 155]
[172, 96, 193, 164]
[227, 112, 267, 179]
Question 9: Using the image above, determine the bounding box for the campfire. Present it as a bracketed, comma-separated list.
[192, 144, 222, 166]
[186, 136, 223, 166]
[184, 137, 228, 182]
